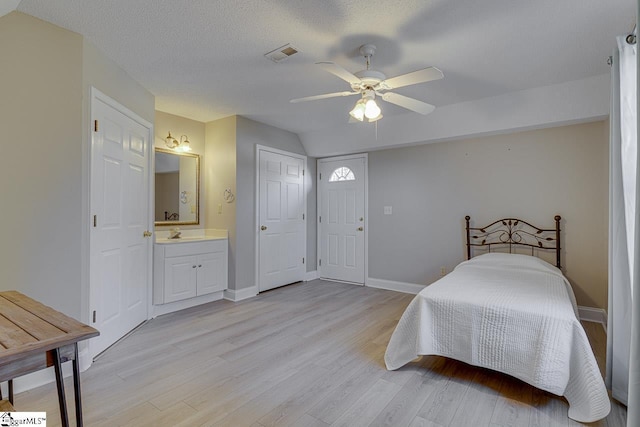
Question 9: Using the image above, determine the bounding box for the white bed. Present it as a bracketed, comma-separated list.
[384, 221, 611, 423]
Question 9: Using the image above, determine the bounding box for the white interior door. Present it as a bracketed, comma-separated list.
[90, 90, 151, 357]
[258, 148, 306, 292]
[318, 156, 367, 284]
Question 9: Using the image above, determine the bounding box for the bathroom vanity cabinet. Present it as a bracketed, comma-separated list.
[153, 238, 228, 305]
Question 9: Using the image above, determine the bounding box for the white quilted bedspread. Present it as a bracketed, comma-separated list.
[384, 253, 610, 423]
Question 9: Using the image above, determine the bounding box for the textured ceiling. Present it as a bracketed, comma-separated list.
[13, 0, 636, 139]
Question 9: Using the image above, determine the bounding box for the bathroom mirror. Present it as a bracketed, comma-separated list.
[154, 148, 200, 226]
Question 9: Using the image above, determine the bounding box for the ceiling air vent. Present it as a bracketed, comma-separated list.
[264, 44, 299, 63]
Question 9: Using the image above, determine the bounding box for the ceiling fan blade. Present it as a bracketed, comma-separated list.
[317, 62, 361, 85]
[290, 91, 359, 103]
[381, 67, 443, 90]
[381, 92, 435, 115]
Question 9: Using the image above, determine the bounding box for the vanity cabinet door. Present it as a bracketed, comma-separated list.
[164, 255, 198, 303]
[196, 251, 227, 295]
[154, 239, 229, 306]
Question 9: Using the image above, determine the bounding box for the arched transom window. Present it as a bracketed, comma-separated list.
[329, 167, 355, 182]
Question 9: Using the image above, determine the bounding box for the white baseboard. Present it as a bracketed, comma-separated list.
[224, 286, 258, 302]
[8, 368, 59, 395]
[578, 306, 607, 329]
[9, 351, 90, 395]
[151, 291, 224, 318]
[79, 346, 92, 372]
[305, 270, 319, 281]
[367, 277, 425, 295]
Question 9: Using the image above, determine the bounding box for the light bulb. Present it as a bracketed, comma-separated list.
[165, 131, 178, 149]
[180, 137, 191, 151]
[364, 99, 381, 119]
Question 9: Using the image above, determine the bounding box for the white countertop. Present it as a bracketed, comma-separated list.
[154, 228, 228, 244]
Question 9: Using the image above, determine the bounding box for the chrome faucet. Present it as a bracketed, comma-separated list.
[169, 228, 181, 239]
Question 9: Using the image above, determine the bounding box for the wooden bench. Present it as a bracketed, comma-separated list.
[0, 291, 99, 426]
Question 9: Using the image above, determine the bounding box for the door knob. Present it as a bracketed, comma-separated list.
[357, 227, 363, 231]
[261, 225, 267, 231]
[143, 231, 152, 237]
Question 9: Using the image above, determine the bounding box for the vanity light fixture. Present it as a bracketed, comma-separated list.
[165, 131, 192, 152]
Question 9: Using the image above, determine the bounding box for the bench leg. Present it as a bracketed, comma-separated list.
[72, 344, 83, 427]
[52, 348, 69, 427]
[0, 380, 14, 404]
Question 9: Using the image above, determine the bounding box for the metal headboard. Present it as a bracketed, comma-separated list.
[465, 215, 562, 269]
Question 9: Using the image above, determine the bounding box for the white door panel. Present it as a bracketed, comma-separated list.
[91, 92, 150, 357]
[164, 256, 197, 303]
[267, 180, 281, 219]
[319, 156, 367, 284]
[125, 244, 146, 310]
[197, 252, 226, 294]
[100, 250, 121, 323]
[258, 149, 306, 292]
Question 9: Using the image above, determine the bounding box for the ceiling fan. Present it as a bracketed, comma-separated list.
[291, 44, 443, 123]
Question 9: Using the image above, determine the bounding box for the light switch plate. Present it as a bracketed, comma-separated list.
[384, 206, 392, 215]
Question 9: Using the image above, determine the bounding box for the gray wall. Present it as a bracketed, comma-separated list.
[368, 121, 609, 309]
[204, 116, 237, 289]
[235, 116, 316, 290]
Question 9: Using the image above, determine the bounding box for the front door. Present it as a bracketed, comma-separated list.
[257, 148, 306, 292]
[90, 89, 151, 357]
[318, 155, 367, 284]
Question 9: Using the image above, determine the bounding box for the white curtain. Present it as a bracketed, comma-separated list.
[607, 32, 638, 426]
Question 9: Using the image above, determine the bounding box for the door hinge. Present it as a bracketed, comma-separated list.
[319, 259, 322, 266]
[302, 257, 305, 264]
[92, 310, 96, 323]
[302, 213, 305, 220]
[319, 216, 321, 223]
[302, 169, 305, 176]
[93, 215, 97, 227]
[319, 173, 322, 180]
[94, 120, 99, 132]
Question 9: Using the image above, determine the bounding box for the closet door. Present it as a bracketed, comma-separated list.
[257, 148, 306, 292]
[90, 89, 152, 357]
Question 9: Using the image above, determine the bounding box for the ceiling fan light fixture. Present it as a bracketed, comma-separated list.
[292, 44, 444, 122]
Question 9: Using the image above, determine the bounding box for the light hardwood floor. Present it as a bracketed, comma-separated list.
[14, 280, 627, 426]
